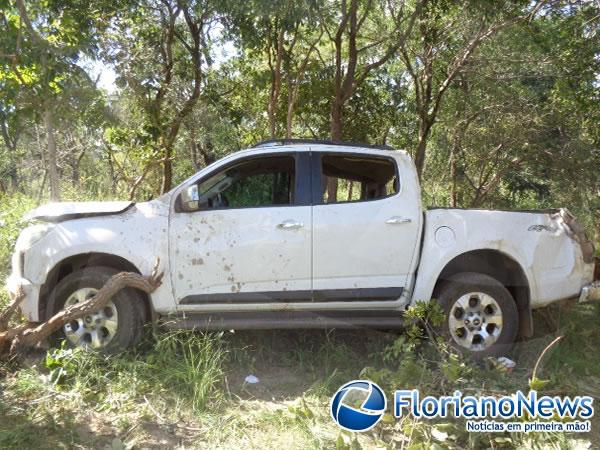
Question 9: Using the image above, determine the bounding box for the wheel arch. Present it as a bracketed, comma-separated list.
[432, 249, 533, 337]
[39, 252, 153, 322]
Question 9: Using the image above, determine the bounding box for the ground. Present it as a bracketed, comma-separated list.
[0, 299, 599, 449]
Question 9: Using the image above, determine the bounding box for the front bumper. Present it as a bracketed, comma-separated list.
[6, 274, 40, 321]
[579, 281, 600, 303]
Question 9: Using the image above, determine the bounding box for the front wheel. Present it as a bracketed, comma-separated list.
[435, 272, 519, 359]
[47, 266, 147, 352]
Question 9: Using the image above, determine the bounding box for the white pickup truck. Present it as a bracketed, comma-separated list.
[7, 139, 599, 357]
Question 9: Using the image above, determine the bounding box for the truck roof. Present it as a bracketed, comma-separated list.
[253, 138, 396, 151]
[240, 139, 410, 162]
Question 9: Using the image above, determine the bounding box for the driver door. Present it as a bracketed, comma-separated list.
[170, 152, 312, 305]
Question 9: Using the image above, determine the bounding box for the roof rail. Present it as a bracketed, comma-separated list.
[252, 138, 395, 151]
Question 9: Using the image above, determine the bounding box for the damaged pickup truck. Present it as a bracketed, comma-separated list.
[7, 139, 599, 357]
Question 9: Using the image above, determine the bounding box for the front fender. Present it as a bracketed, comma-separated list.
[20, 199, 175, 320]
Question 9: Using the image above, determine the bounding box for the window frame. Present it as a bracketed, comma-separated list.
[311, 151, 401, 206]
[175, 151, 311, 213]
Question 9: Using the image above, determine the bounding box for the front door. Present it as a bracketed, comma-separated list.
[170, 152, 312, 305]
[311, 151, 420, 301]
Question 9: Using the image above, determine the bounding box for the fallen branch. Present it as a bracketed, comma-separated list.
[0, 259, 163, 357]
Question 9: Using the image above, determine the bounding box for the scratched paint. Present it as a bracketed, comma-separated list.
[8, 145, 595, 323]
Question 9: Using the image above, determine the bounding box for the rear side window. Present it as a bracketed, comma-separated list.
[321, 154, 398, 204]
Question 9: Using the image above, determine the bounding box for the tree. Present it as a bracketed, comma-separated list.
[425, 0, 599, 219]
[397, 0, 547, 179]
[103, 0, 215, 194]
[1, 0, 114, 200]
[219, 0, 323, 139]
[320, 0, 422, 141]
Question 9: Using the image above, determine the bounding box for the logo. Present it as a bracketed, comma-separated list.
[331, 380, 387, 432]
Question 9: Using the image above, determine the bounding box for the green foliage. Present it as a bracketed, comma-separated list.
[0, 1, 598, 447]
[402, 300, 446, 347]
[45, 330, 229, 413]
[0, 193, 35, 280]
[145, 330, 227, 411]
[44, 342, 80, 386]
[0, 0, 597, 245]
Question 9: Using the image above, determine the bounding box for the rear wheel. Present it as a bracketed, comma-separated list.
[48, 266, 147, 352]
[436, 272, 518, 359]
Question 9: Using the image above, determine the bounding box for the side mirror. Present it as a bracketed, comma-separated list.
[180, 184, 199, 212]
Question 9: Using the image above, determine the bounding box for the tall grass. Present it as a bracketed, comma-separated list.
[147, 330, 228, 411]
[42, 330, 228, 414]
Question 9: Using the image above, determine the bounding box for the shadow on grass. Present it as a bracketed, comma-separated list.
[0, 298, 598, 449]
[0, 406, 116, 448]
[512, 300, 600, 387]
[219, 327, 400, 401]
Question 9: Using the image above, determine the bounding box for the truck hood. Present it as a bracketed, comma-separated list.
[24, 201, 135, 223]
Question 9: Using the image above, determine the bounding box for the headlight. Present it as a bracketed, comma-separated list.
[15, 223, 55, 251]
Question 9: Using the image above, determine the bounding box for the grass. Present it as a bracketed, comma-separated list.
[0, 301, 598, 449]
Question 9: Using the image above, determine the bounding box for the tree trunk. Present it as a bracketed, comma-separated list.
[327, 100, 345, 201]
[71, 148, 85, 188]
[37, 170, 47, 204]
[106, 144, 117, 196]
[43, 109, 60, 201]
[268, 29, 284, 139]
[324, 178, 337, 203]
[160, 141, 173, 194]
[285, 31, 322, 139]
[414, 116, 433, 181]
[161, 159, 172, 194]
[188, 126, 200, 170]
[414, 138, 426, 181]
[330, 98, 343, 141]
[286, 88, 294, 139]
[450, 146, 457, 207]
[6, 163, 19, 191]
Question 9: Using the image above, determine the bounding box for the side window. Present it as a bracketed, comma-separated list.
[321, 154, 398, 204]
[184, 156, 295, 211]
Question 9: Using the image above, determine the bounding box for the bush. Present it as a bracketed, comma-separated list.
[0, 193, 36, 279]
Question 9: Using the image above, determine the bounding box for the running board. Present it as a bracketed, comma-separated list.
[161, 310, 405, 330]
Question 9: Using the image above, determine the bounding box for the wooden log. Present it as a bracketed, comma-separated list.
[0, 259, 163, 357]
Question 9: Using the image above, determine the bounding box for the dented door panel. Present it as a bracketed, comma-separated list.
[169, 207, 312, 303]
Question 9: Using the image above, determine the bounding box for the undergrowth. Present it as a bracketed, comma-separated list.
[0, 300, 596, 448]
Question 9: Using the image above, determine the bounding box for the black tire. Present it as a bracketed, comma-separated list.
[47, 266, 147, 353]
[435, 272, 518, 359]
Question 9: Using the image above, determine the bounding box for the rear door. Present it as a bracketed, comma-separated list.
[311, 151, 420, 301]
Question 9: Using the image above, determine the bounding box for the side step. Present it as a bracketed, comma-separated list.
[161, 310, 405, 330]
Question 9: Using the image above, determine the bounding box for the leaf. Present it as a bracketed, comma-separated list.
[335, 434, 348, 450]
[529, 377, 551, 391]
[428, 444, 446, 450]
[381, 413, 395, 424]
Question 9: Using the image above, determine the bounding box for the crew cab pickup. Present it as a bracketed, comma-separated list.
[7, 139, 599, 357]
